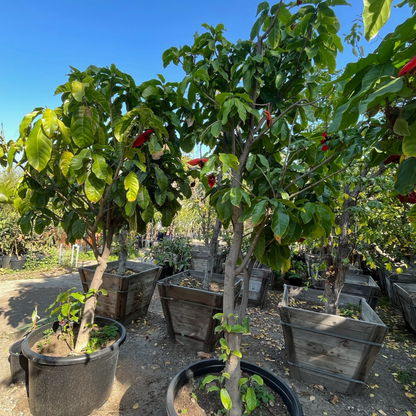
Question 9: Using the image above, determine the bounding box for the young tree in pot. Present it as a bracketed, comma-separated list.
[161, 1, 366, 413]
[6, 65, 190, 352]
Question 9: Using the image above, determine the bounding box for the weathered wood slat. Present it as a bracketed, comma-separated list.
[157, 270, 241, 352]
[379, 269, 416, 306]
[279, 284, 387, 395]
[238, 268, 272, 308]
[394, 283, 416, 334]
[78, 260, 161, 324]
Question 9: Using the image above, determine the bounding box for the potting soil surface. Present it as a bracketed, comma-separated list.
[0, 266, 415, 416]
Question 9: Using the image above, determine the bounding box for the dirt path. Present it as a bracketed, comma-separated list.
[0, 269, 415, 415]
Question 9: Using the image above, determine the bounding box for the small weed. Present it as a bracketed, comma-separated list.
[393, 333, 407, 342]
[85, 325, 118, 353]
[391, 367, 415, 386]
[43, 328, 54, 345]
[190, 392, 197, 401]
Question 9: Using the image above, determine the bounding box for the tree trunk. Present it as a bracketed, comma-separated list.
[224, 211, 244, 416]
[203, 217, 222, 290]
[74, 230, 114, 352]
[238, 258, 254, 325]
[117, 227, 128, 275]
[324, 192, 353, 315]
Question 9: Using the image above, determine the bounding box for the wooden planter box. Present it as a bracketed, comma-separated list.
[238, 268, 272, 308]
[378, 269, 416, 307]
[393, 283, 416, 334]
[157, 270, 242, 352]
[313, 272, 381, 309]
[279, 285, 387, 395]
[190, 247, 226, 274]
[79, 260, 161, 325]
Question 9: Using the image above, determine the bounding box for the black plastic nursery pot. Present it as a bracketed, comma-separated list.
[8, 338, 28, 384]
[21, 317, 126, 416]
[166, 358, 303, 416]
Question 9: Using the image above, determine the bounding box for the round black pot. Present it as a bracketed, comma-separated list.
[2, 255, 11, 269]
[166, 359, 303, 416]
[8, 338, 28, 384]
[21, 317, 126, 416]
[10, 256, 25, 270]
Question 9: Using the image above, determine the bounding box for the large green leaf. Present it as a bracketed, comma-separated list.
[137, 186, 150, 209]
[363, 0, 393, 41]
[230, 187, 243, 207]
[395, 157, 416, 195]
[19, 109, 43, 138]
[41, 109, 58, 138]
[85, 172, 105, 202]
[92, 154, 108, 180]
[72, 219, 85, 239]
[220, 388, 232, 410]
[154, 166, 168, 192]
[69, 149, 91, 171]
[124, 171, 139, 202]
[251, 200, 268, 226]
[403, 122, 416, 157]
[301, 202, 315, 224]
[71, 107, 94, 148]
[271, 207, 289, 238]
[25, 120, 52, 172]
[71, 81, 88, 102]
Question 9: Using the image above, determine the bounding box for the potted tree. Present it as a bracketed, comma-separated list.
[5, 64, 190, 415]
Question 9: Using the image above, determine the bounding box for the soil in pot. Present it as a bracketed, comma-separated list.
[177, 276, 224, 292]
[31, 323, 120, 357]
[174, 371, 289, 415]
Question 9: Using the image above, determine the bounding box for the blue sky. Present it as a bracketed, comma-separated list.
[0, 1, 412, 142]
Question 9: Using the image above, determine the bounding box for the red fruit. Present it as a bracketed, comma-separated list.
[321, 144, 329, 151]
[296, 0, 302, 4]
[383, 154, 401, 165]
[398, 194, 407, 203]
[321, 132, 327, 138]
[187, 158, 209, 168]
[132, 129, 154, 147]
[298, 238, 305, 243]
[407, 192, 416, 204]
[264, 110, 272, 128]
[207, 174, 216, 188]
[398, 56, 416, 77]
[320, 139, 325, 144]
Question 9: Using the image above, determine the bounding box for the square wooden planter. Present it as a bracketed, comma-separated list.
[393, 283, 416, 334]
[79, 260, 161, 325]
[238, 268, 272, 308]
[378, 269, 416, 307]
[189, 247, 226, 274]
[279, 285, 387, 395]
[157, 270, 242, 352]
[313, 272, 381, 309]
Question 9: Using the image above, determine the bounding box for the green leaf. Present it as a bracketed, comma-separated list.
[25, 120, 52, 172]
[71, 80, 88, 102]
[220, 388, 232, 410]
[219, 153, 239, 173]
[393, 117, 410, 136]
[403, 122, 416, 157]
[41, 108, 58, 138]
[246, 387, 257, 412]
[124, 171, 139, 202]
[230, 187, 243, 207]
[137, 186, 150, 209]
[272, 207, 289, 238]
[363, 0, 393, 41]
[251, 200, 268, 226]
[19, 109, 43, 138]
[395, 157, 416, 195]
[250, 374, 263, 385]
[301, 202, 315, 224]
[92, 154, 108, 180]
[231, 350, 242, 358]
[85, 172, 105, 202]
[71, 107, 94, 148]
[211, 121, 222, 137]
[72, 219, 85, 239]
[154, 166, 168, 192]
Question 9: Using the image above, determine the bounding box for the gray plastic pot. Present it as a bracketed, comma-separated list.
[22, 317, 126, 416]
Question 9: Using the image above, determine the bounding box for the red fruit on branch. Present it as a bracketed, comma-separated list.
[398, 56, 416, 77]
[298, 238, 305, 243]
[296, 0, 302, 4]
[398, 192, 416, 204]
[321, 144, 329, 151]
[187, 158, 209, 168]
[383, 154, 401, 165]
[207, 174, 216, 188]
[264, 110, 273, 128]
[132, 129, 154, 147]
